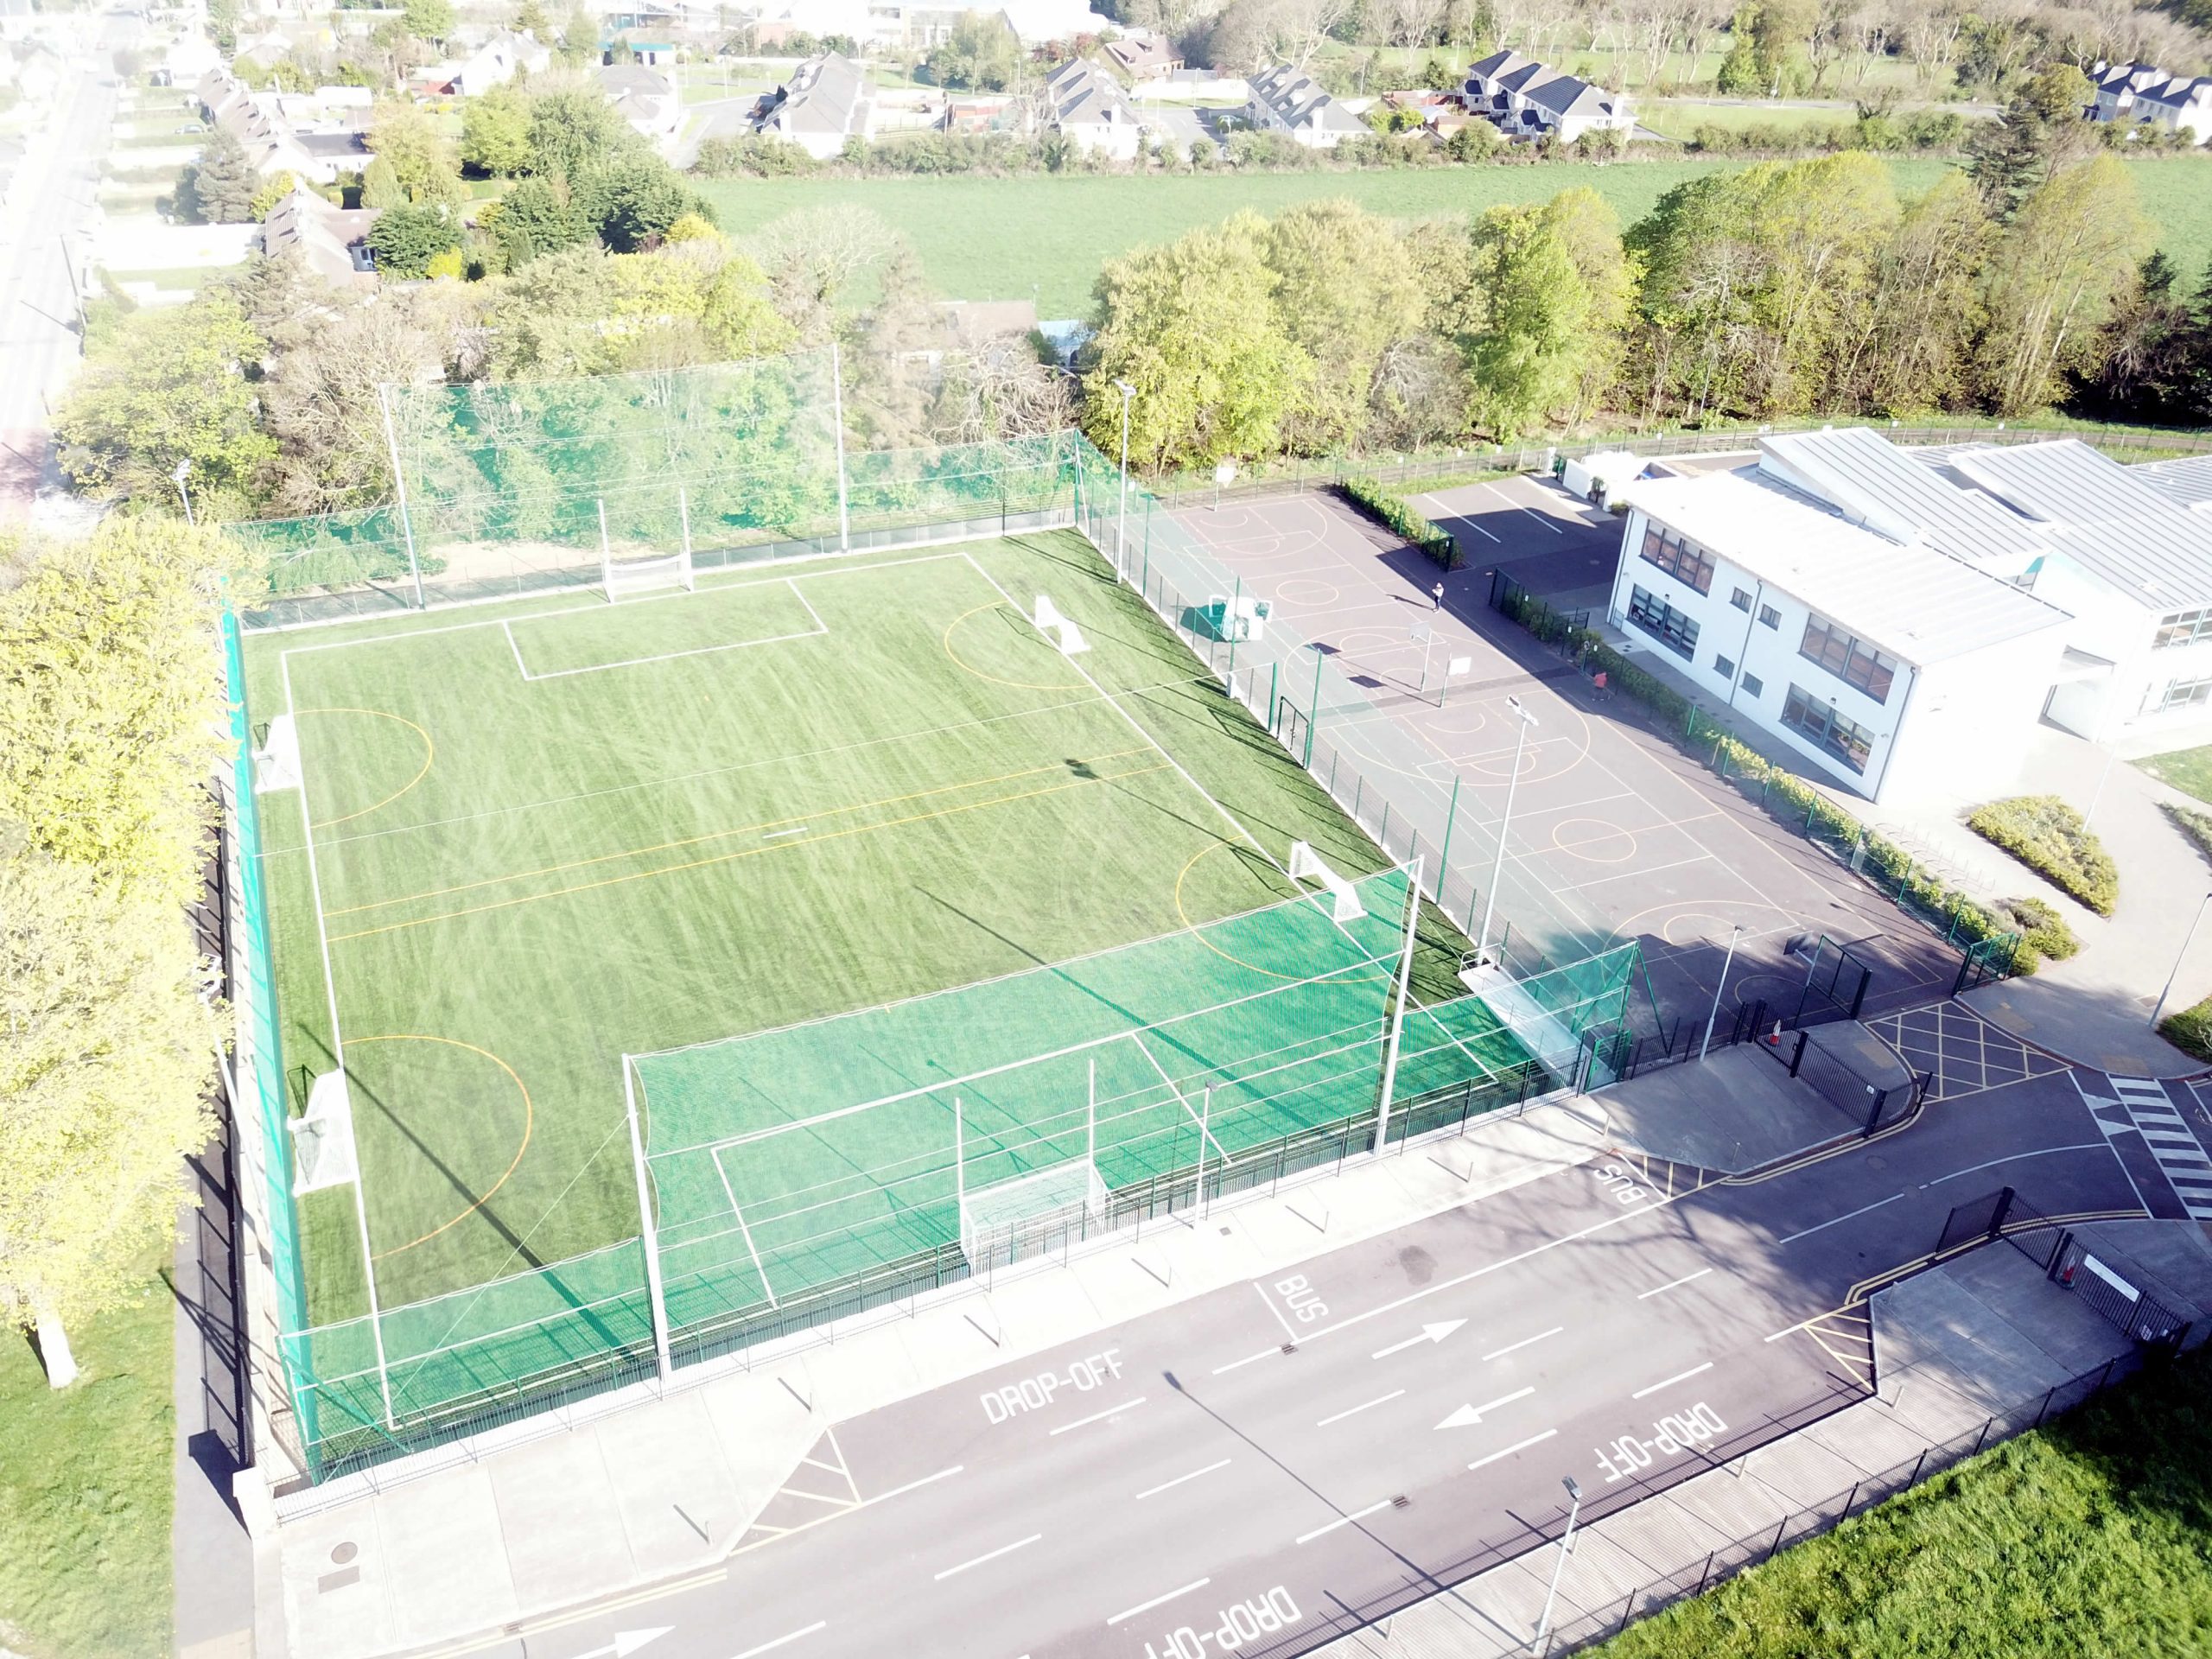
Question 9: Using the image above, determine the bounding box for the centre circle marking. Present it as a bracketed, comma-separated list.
[941, 601, 1089, 691]
[1275, 578, 1342, 608]
[1551, 818, 1639, 864]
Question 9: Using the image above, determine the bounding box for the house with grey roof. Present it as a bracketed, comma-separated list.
[598, 63, 682, 147]
[1245, 63, 1364, 149]
[1462, 48, 1632, 143]
[259, 182, 376, 289]
[454, 29, 551, 96]
[752, 51, 876, 159]
[1043, 57, 1145, 160]
[2088, 59, 2212, 144]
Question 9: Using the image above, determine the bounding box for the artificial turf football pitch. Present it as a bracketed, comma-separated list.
[245, 529, 1530, 1414]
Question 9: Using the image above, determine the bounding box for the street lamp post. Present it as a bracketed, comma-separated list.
[1475, 696, 1537, 965]
[2150, 891, 2212, 1030]
[171, 459, 193, 526]
[1532, 1476, 1584, 1656]
[1113, 378, 1135, 579]
[1700, 923, 1745, 1062]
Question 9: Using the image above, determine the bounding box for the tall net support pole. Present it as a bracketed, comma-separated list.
[624, 1057, 674, 1383]
[376, 382, 426, 611]
[830, 342, 851, 551]
[1373, 856, 1425, 1154]
[1086, 1058, 1096, 1173]
[1197, 1085, 1212, 1219]
[677, 485, 694, 565]
[597, 498, 613, 597]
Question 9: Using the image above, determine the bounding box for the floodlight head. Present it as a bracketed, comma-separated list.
[1507, 695, 1538, 728]
[172, 459, 192, 485]
[1563, 1476, 1583, 1503]
[1115, 379, 1135, 400]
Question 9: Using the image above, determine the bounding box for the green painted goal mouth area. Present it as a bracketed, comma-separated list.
[242, 526, 1627, 1481]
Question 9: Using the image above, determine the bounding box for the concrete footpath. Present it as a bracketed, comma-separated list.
[1310, 1217, 2212, 1658]
[274, 1102, 1611, 1659]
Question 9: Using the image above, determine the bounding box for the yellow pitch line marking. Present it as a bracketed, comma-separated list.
[347, 1035, 535, 1262]
[328, 763, 1175, 944]
[298, 708, 436, 828]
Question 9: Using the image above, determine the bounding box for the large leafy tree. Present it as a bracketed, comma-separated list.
[1463, 195, 1634, 442]
[366, 202, 464, 278]
[1838, 170, 1993, 413]
[365, 97, 467, 207]
[528, 87, 638, 184]
[1262, 200, 1427, 454]
[182, 124, 258, 224]
[461, 82, 534, 176]
[575, 152, 713, 252]
[1967, 61, 2097, 221]
[925, 11, 1024, 91]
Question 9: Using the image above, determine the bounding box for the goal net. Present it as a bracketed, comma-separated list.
[254, 714, 302, 794]
[601, 493, 696, 601]
[1289, 841, 1364, 925]
[959, 1157, 1109, 1268]
[289, 1071, 360, 1195]
[1032, 593, 1089, 655]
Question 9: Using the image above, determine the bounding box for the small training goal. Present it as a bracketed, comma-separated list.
[289, 1071, 361, 1195]
[1032, 594, 1090, 656]
[1289, 841, 1364, 925]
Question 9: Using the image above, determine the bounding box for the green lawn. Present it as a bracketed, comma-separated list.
[105, 266, 226, 292]
[0, 1274, 174, 1659]
[2139, 744, 2212, 807]
[1588, 1343, 2212, 1659]
[1639, 99, 1861, 141]
[702, 156, 2212, 314]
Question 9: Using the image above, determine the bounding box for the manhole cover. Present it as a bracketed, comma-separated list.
[330, 1541, 359, 1567]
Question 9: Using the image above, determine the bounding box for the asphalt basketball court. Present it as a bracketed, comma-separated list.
[1169, 480, 1959, 1043]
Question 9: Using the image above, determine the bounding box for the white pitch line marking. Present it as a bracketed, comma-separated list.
[1775, 1192, 1904, 1246]
[1481, 1326, 1563, 1362]
[1135, 1459, 1231, 1501]
[1466, 1429, 1558, 1471]
[933, 1534, 1043, 1581]
[1049, 1396, 1147, 1436]
[1317, 1390, 1405, 1427]
[729, 1623, 827, 1659]
[1106, 1579, 1212, 1626]
[1631, 1362, 1713, 1400]
[1637, 1268, 1713, 1300]
[1295, 1499, 1395, 1544]
[763, 825, 810, 839]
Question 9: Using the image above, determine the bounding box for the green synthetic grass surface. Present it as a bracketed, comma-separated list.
[698, 156, 2212, 315]
[0, 1273, 173, 1659]
[246, 531, 1503, 1342]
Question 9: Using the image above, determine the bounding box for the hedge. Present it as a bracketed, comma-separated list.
[2164, 801, 2212, 866]
[1988, 895, 2081, 976]
[1336, 479, 1458, 569]
[2158, 995, 2212, 1064]
[1966, 796, 2120, 916]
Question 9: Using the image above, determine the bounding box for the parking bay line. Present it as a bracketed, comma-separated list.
[1050, 1396, 1147, 1436]
[1637, 1268, 1713, 1300]
[934, 1534, 1043, 1581]
[1135, 1459, 1231, 1501]
[1317, 1389, 1404, 1427]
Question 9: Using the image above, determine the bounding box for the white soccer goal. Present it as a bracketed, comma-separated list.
[289, 1070, 360, 1195]
[1289, 841, 1364, 925]
[1031, 593, 1090, 656]
[601, 493, 696, 602]
[958, 1159, 1109, 1267]
[254, 714, 302, 794]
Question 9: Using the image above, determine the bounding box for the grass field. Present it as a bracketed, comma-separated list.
[0, 1271, 172, 1659]
[1588, 1343, 2212, 1659]
[246, 529, 1514, 1375]
[2138, 744, 2212, 807]
[697, 156, 2212, 315]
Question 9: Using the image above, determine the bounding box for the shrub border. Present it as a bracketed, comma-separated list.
[1335, 479, 1458, 570]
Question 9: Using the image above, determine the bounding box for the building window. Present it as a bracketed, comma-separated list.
[1799, 615, 1898, 703]
[1781, 684, 1875, 774]
[1714, 654, 1735, 679]
[1627, 584, 1700, 659]
[1730, 587, 1752, 612]
[2155, 607, 2212, 651]
[1741, 672, 1764, 698]
[1758, 604, 1781, 630]
[1638, 522, 1715, 596]
[2157, 675, 2212, 712]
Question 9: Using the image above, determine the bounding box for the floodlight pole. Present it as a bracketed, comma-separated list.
[1304, 641, 1324, 768]
[624, 1057, 674, 1383]
[172, 458, 194, 526]
[1476, 698, 1538, 965]
[1531, 1477, 1585, 1655]
[1114, 378, 1135, 580]
[1700, 925, 1744, 1063]
[1436, 774, 1460, 903]
[677, 485, 693, 565]
[1374, 855, 1424, 1154]
[1087, 1058, 1096, 1173]
[376, 382, 427, 611]
[830, 341, 851, 551]
[1197, 1085, 1212, 1217]
[2150, 892, 2212, 1029]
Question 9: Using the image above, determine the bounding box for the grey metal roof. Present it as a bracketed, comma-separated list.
[1523, 72, 1615, 117]
[1046, 58, 1136, 127]
[1942, 439, 2212, 613]
[2133, 454, 2212, 512]
[1758, 426, 2050, 565]
[1622, 469, 2072, 666]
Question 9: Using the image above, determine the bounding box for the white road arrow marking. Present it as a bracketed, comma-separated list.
[572, 1630, 672, 1659]
[1434, 1386, 1535, 1429]
[1371, 1319, 1466, 1360]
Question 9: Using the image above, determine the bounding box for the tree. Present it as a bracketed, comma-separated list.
[366, 98, 467, 207]
[1206, 0, 1354, 73]
[1714, 5, 1762, 92]
[1748, 0, 1815, 87]
[1839, 168, 1991, 411]
[181, 124, 259, 224]
[514, 0, 550, 34]
[1979, 156, 2153, 414]
[1967, 61, 2095, 219]
[1082, 212, 1311, 470]
[361, 156, 407, 209]
[259, 296, 440, 513]
[1462, 190, 1638, 439]
[486, 176, 594, 266]
[575, 152, 711, 251]
[925, 11, 1025, 90]
[529, 86, 639, 182]
[366, 202, 465, 278]
[54, 296, 275, 514]
[403, 0, 455, 44]
[461, 83, 534, 177]
[248, 168, 298, 221]
[1261, 200, 1426, 453]
[2073, 251, 2196, 422]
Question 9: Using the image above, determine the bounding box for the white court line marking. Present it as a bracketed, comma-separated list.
[1775, 1192, 1904, 1247]
[1922, 1143, 2107, 1186]
[1414, 495, 1500, 544]
[763, 825, 810, 840]
[1296, 1499, 1395, 1544]
[1467, 1429, 1558, 1470]
[710, 1146, 779, 1308]
[1482, 1326, 1563, 1362]
[1638, 1268, 1713, 1300]
[1631, 1362, 1713, 1400]
[1317, 1390, 1404, 1427]
[1107, 1579, 1212, 1626]
[934, 1534, 1043, 1580]
[731, 1622, 826, 1659]
[1135, 1459, 1231, 1501]
[1483, 480, 1565, 535]
[1050, 1396, 1147, 1436]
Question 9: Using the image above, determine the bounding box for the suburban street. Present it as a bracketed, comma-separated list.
[0, 10, 134, 516]
[404, 1058, 2152, 1659]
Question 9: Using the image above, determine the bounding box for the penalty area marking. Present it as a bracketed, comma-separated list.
[501, 579, 830, 683]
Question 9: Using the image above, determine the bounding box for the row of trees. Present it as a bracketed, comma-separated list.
[1079, 149, 2205, 469]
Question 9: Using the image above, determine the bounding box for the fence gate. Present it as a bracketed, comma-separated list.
[1789, 935, 1873, 1026]
[1274, 696, 1313, 767]
[2050, 1233, 2194, 1352]
[1953, 931, 2021, 996]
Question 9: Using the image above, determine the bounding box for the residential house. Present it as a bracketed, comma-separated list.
[1102, 34, 1180, 79]
[752, 51, 875, 158]
[197, 67, 339, 183]
[2088, 59, 2212, 144]
[1463, 48, 1634, 143]
[454, 29, 551, 95]
[598, 62, 682, 144]
[1244, 62, 1364, 149]
[259, 182, 377, 288]
[1043, 56, 1144, 159]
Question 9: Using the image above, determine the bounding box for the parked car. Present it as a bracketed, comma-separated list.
[175, 119, 204, 132]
